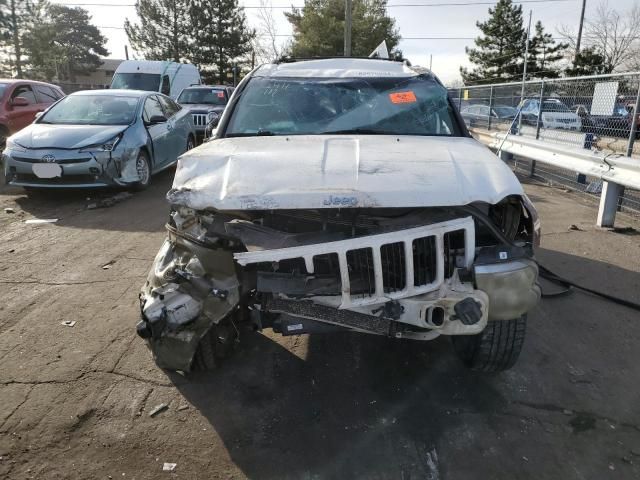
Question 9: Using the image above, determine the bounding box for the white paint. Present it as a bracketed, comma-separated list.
[169, 135, 524, 211]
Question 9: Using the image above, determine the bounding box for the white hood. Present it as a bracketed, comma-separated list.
[167, 135, 524, 210]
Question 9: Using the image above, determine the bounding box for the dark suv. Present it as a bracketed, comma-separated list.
[0, 79, 65, 147]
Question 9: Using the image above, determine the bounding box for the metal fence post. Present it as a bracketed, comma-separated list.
[596, 79, 640, 227]
[534, 80, 545, 140]
[458, 89, 463, 110]
[487, 85, 494, 131]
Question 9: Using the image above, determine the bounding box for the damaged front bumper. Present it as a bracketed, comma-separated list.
[138, 211, 541, 371]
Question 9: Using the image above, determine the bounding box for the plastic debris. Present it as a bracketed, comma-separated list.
[4, 207, 15, 214]
[25, 218, 58, 224]
[61, 320, 76, 327]
[102, 260, 116, 270]
[149, 403, 168, 417]
[177, 404, 189, 411]
[163, 463, 177, 472]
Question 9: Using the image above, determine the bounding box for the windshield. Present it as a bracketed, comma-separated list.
[225, 75, 462, 137]
[178, 88, 227, 105]
[542, 101, 570, 112]
[493, 106, 516, 117]
[39, 95, 139, 125]
[111, 73, 161, 92]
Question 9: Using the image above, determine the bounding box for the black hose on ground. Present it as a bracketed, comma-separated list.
[537, 264, 640, 312]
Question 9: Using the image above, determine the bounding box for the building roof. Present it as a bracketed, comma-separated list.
[98, 59, 125, 70]
[255, 58, 420, 79]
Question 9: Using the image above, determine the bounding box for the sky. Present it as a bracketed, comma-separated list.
[50, 0, 639, 85]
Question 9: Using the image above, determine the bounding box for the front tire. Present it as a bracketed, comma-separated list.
[192, 318, 238, 371]
[132, 150, 151, 191]
[451, 315, 527, 372]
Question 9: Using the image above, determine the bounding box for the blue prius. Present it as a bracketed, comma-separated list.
[2, 89, 195, 190]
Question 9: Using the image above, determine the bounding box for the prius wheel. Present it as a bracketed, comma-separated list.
[192, 318, 238, 371]
[132, 151, 151, 191]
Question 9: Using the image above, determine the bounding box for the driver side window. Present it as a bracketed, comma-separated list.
[143, 96, 164, 122]
[161, 75, 170, 96]
[12, 85, 37, 104]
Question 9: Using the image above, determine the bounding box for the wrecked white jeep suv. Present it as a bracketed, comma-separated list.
[138, 58, 541, 373]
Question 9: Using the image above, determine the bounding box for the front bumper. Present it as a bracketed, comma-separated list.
[138, 216, 541, 371]
[3, 147, 139, 188]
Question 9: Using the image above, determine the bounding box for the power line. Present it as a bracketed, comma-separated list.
[56, 0, 576, 8]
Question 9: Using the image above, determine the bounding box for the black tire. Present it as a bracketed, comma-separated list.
[131, 150, 151, 191]
[451, 315, 527, 372]
[192, 318, 238, 371]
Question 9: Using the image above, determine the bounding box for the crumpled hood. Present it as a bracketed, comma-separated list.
[168, 135, 524, 210]
[12, 124, 128, 150]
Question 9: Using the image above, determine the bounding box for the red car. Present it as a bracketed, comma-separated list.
[0, 79, 65, 147]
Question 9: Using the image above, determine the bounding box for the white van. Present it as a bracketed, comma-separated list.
[110, 60, 201, 99]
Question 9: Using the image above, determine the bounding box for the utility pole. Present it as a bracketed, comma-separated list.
[520, 10, 532, 101]
[575, 0, 587, 65]
[429, 54, 433, 71]
[344, 0, 352, 57]
[518, 10, 532, 133]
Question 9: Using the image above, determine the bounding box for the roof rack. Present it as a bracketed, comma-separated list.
[274, 55, 407, 64]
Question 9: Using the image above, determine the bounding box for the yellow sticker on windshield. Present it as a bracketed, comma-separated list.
[389, 91, 417, 104]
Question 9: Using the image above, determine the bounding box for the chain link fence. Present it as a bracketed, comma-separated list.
[449, 72, 640, 217]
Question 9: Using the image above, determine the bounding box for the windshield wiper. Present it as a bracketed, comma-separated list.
[226, 129, 276, 137]
[320, 128, 397, 135]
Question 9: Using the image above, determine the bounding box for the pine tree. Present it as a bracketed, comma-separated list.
[190, 0, 255, 84]
[460, 0, 526, 85]
[565, 47, 610, 77]
[22, 3, 108, 81]
[125, 0, 193, 62]
[0, 0, 33, 77]
[527, 21, 567, 79]
[285, 0, 400, 58]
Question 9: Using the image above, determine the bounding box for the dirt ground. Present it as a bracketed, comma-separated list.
[0, 169, 639, 480]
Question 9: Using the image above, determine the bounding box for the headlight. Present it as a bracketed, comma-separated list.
[79, 133, 123, 153]
[6, 139, 27, 153]
[207, 111, 219, 123]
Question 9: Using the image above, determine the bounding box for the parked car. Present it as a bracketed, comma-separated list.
[520, 98, 581, 131]
[110, 60, 202, 99]
[137, 58, 541, 374]
[460, 104, 517, 127]
[3, 90, 195, 189]
[0, 79, 65, 148]
[571, 102, 640, 138]
[176, 85, 234, 143]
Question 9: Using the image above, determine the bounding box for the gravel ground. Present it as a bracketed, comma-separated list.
[0, 170, 639, 480]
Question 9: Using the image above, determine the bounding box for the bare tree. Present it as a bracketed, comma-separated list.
[251, 0, 283, 65]
[559, 1, 640, 72]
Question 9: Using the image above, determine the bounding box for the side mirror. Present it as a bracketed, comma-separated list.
[11, 97, 29, 107]
[148, 114, 167, 124]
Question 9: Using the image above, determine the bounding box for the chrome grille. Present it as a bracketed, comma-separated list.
[192, 113, 208, 127]
[235, 217, 475, 308]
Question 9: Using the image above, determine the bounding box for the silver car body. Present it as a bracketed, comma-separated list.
[2, 89, 195, 188]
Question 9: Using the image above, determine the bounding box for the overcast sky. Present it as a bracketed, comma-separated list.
[51, 0, 638, 85]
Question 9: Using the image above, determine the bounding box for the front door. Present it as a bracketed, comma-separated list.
[143, 95, 170, 168]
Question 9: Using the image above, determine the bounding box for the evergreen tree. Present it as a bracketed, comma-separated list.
[190, 0, 255, 84]
[22, 3, 108, 81]
[527, 21, 568, 79]
[565, 46, 610, 77]
[285, 0, 400, 58]
[0, 0, 33, 77]
[125, 0, 193, 62]
[460, 0, 526, 85]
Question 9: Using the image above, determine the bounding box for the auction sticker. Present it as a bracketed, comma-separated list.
[389, 91, 417, 104]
